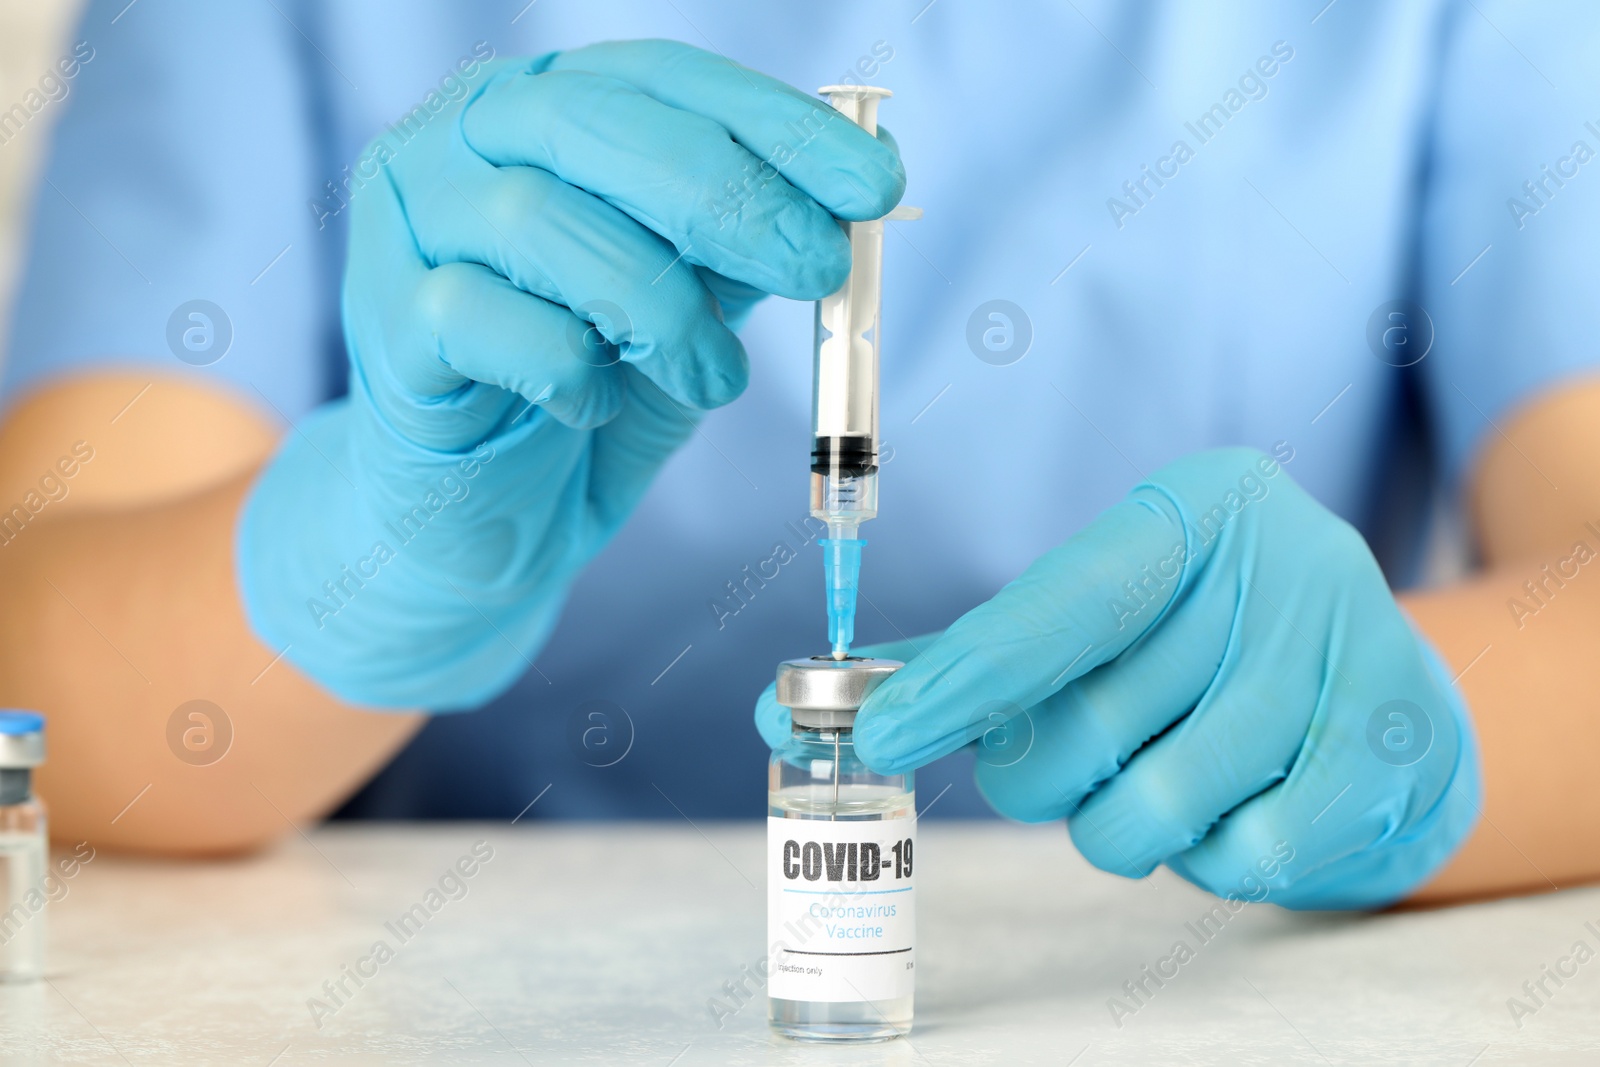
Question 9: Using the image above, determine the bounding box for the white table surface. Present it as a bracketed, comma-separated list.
[2, 822, 1597, 1065]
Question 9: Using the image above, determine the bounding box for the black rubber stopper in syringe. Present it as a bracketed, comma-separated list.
[811, 434, 878, 477]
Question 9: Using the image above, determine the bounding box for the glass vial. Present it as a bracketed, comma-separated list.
[768, 657, 914, 1042]
[0, 710, 46, 982]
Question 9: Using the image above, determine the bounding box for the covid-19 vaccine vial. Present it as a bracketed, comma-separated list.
[0, 711, 46, 982]
[768, 657, 914, 1041]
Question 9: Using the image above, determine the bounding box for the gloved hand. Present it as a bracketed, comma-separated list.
[756, 447, 1481, 909]
[238, 40, 904, 708]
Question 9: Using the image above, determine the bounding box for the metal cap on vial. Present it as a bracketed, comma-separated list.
[775, 656, 903, 729]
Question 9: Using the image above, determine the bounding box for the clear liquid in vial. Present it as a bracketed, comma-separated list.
[0, 830, 46, 981]
[768, 783, 914, 1042]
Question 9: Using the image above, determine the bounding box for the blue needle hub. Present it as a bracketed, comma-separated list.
[822, 537, 865, 659]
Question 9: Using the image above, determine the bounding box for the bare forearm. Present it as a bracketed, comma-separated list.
[1404, 564, 1600, 902]
[1404, 378, 1600, 903]
[0, 471, 421, 853]
[0, 376, 421, 854]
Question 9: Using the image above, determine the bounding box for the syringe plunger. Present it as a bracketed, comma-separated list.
[811, 85, 893, 660]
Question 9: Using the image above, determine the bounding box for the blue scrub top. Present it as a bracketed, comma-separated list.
[7, 1, 1600, 819]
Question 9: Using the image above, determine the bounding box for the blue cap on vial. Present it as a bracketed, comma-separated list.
[0, 710, 43, 807]
[0, 710, 45, 768]
[0, 711, 44, 735]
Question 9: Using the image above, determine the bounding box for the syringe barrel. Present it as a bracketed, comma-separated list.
[809, 464, 877, 529]
[811, 85, 891, 528]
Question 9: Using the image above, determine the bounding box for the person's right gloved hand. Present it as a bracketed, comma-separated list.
[237, 40, 904, 708]
[755, 448, 1480, 910]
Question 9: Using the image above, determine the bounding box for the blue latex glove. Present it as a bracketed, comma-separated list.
[238, 41, 904, 708]
[756, 447, 1481, 909]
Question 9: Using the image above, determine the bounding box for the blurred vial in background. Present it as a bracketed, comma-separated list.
[0, 710, 46, 982]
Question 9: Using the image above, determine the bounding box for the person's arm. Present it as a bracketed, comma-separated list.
[1, 39, 902, 856]
[1406, 378, 1600, 902]
[0, 372, 421, 854]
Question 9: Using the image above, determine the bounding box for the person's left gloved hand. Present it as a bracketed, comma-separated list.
[755, 446, 1481, 909]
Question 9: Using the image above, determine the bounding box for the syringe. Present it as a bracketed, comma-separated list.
[811, 85, 916, 660]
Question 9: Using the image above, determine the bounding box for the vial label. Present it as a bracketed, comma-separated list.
[766, 815, 915, 1003]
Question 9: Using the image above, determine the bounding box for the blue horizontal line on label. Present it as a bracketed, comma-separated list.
[780, 886, 913, 895]
[779, 947, 913, 957]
